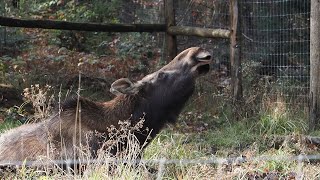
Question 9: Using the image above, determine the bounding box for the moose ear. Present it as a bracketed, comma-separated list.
[110, 78, 139, 95]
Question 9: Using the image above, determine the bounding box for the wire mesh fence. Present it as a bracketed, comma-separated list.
[172, 0, 231, 115]
[175, 0, 230, 58]
[0, 153, 320, 178]
[240, 0, 310, 105]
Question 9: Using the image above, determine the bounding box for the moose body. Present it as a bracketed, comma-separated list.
[0, 47, 212, 164]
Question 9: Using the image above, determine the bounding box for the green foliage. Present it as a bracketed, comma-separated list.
[0, 1, 5, 15]
[54, 0, 122, 23]
[0, 60, 8, 82]
[0, 56, 25, 87]
[4, 105, 28, 123]
[0, 106, 25, 133]
[0, 120, 22, 133]
[4, 0, 123, 24]
[117, 33, 156, 60]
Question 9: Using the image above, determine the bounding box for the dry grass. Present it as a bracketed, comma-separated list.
[23, 84, 55, 123]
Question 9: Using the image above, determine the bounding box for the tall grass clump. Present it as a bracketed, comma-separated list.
[258, 96, 307, 136]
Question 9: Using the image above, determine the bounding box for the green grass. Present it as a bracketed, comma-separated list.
[257, 110, 307, 135]
[0, 119, 22, 133]
[203, 120, 256, 150]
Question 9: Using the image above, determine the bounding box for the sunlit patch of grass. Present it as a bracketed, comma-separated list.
[143, 130, 216, 179]
[202, 120, 257, 152]
[257, 104, 307, 136]
[144, 130, 207, 160]
[222, 147, 300, 179]
[257, 148, 297, 173]
[258, 113, 306, 135]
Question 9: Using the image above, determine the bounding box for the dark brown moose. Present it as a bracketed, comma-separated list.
[0, 47, 212, 164]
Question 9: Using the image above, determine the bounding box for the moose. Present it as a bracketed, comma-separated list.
[0, 47, 212, 165]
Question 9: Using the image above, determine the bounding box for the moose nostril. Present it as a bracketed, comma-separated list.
[198, 55, 212, 61]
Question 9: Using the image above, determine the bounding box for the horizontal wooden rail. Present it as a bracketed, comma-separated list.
[168, 26, 230, 38]
[0, 16, 166, 32]
[0, 16, 230, 39]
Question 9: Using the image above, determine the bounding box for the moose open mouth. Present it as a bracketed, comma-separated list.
[197, 63, 211, 75]
[197, 64, 210, 75]
[196, 58, 212, 75]
[196, 54, 212, 75]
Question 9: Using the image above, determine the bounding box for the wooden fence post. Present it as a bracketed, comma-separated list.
[310, 0, 320, 130]
[230, 0, 243, 120]
[164, 0, 177, 62]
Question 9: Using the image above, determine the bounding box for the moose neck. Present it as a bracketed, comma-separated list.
[132, 73, 196, 138]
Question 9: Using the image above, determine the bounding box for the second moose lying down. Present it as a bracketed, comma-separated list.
[0, 47, 212, 163]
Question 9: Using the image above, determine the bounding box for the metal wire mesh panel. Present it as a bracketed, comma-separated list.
[174, 0, 230, 59]
[171, 0, 231, 114]
[240, 0, 310, 104]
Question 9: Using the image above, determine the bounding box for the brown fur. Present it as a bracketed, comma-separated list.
[0, 47, 212, 164]
[0, 95, 137, 162]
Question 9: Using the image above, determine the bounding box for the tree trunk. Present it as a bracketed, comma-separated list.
[310, 0, 320, 130]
